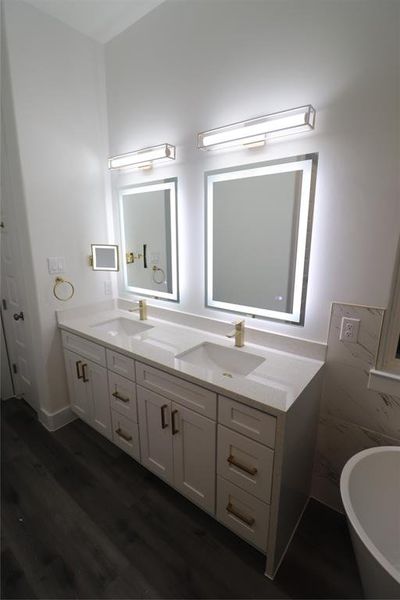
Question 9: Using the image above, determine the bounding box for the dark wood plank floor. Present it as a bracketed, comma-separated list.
[1, 399, 363, 599]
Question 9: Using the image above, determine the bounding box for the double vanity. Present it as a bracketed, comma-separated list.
[58, 300, 324, 579]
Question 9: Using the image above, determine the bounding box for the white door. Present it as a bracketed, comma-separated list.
[137, 385, 173, 483]
[172, 402, 216, 514]
[64, 349, 91, 423]
[1, 111, 36, 409]
[85, 359, 111, 440]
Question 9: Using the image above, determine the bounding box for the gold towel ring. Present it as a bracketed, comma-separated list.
[53, 277, 75, 301]
[152, 265, 165, 285]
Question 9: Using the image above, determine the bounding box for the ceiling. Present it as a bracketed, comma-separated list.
[24, 0, 166, 44]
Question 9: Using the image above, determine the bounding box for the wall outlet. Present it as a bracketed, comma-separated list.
[339, 317, 360, 343]
[104, 280, 112, 296]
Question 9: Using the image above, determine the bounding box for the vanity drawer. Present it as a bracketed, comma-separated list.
[219, 396, 276, 448]
[217, 425, 274, 503]
[136, 362, 217, 419]
[61, 331, 106, 366]
[216, 476, 269, 552]
[107, 349, 135, 380]
[111, 410, 140, 461]
[109, 372, 137, 422]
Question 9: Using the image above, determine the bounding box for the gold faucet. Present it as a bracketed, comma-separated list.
[129, 299, 147, 320]
[226, 320, 245, 347]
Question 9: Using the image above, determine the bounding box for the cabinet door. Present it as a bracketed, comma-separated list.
[137, 386, 173, 483]
[172, 402, 216, 514]
[84, 359, 112, 440]
[64, 349, 92, 423]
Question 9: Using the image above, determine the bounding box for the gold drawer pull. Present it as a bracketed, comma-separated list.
[172, 409, 179, 435]
[75, 360, 83, 380]
[160, 404, 168, 429]
[115, 427, 132, 442]
[112, 391, 130, 403]
[82, 363, 89, 383]
[226, 502, 255, 527]
[227, 455, 257, 476]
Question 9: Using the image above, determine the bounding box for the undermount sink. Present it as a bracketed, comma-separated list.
[176, 342, 265, 377]
[91, 318, 153, 337]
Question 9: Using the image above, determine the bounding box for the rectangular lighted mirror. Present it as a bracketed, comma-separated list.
[206, 154, 318, 323]
[119, 178, 179, 301]
[91, 244, 119, 271]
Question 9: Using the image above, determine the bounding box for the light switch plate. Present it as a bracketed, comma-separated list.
[47, 257, 65, 274]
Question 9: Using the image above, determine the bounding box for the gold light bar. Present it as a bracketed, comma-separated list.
[198, 105, 315, 151]
[108, 143, 176, 171]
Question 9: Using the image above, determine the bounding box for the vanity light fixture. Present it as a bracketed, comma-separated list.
[197, 105, 315, 151]
[108, 143, 176, 171]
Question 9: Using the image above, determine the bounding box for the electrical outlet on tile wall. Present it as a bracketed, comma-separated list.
[339, 317, 360, 343]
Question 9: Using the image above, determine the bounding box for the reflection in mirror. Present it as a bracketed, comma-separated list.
[206, 154, 317, 323]
[119, 178, 179, 301]
[91, 244, 119, 271]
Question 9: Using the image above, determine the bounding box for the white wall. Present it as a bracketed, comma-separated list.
[3, 0, 112, 414]
[105, 0, 400, 343]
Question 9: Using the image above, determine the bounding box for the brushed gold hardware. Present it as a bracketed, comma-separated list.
[222, 372, 233, 378]
[116, 427, 132, 442]
[171, 409, 179, 435]
[75, 360, 83, 380]
[129, 299, 147, 320]
[126, 251, 143, 264]
[82, 363, 89, 383]
[152, 265, 166, 285]
[53, 277, 75, 301]
[242, 139, 266, 149]
[88, 255, 93, 267]
[227, 455, 257, 476]
[112, 391, 130, 403]
[226, 320, 245, 347]
[160, 404, 168, 429]
[226, 502, 255, 527]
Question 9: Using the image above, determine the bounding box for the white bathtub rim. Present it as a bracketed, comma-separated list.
[340, 446, 400, 586]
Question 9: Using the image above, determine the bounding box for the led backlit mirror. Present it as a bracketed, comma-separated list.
[119, 178, 179, 301]
[206, 154, 318, 323]
[91, 244, 119, 271]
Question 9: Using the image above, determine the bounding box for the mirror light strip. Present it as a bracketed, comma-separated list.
[198, 105, 315, 151]
[109, 143, 176, 170]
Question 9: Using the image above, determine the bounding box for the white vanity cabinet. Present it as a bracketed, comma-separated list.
[64, 348, 111, 440]
[60, 327, 323, 580]
[137, 377, 216, 514]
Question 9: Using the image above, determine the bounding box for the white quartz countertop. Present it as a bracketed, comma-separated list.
[58, 308, 324, 416]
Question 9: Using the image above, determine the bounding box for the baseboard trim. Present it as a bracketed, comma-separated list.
[39, 405, 77, 431]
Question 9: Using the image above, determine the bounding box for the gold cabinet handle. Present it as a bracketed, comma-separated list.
[171, 409, 179, 435]
[75, 360, 83, 380]
[227, 455, 257, 476]
[112, 391, 130, 403]
[82, 363, 89, 383]
[116, 427, 132, 442]
[226, 502, 255, 527]
[160, 404, 168, 429]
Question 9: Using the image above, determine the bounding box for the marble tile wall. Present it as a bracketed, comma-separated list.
[312, 302, 400, 511]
